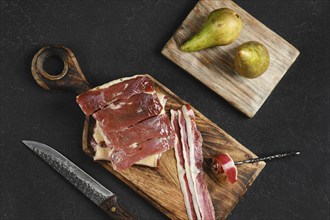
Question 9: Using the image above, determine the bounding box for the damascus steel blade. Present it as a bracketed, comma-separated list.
[22, 140, 114, 205]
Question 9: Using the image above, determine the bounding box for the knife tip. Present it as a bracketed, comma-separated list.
[21, 140, 34, 149]
[22, 140, 29, 144]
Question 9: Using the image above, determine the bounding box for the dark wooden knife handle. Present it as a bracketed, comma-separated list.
[100, 196, 137, 220]
[31, 45, 91, 94]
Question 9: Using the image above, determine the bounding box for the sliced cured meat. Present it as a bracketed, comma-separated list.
[171, 105, 215, 220]
[181, 105, 215, 220]
[90, 87, 169, 169]
[212, 153, 238, 183]
[77, 75, 175, 171]
[93, 92, 163, 132]
[110, 134, 175, 171]
[92, 121, 161, 167]
[105, 114, 172, 150]
[177, 109, 202, 220]
[170, 110, 198, 220]
[77, 75, 155, 115]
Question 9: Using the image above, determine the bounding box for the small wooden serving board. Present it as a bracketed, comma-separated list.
[162, 0, 300, 118]
[82, 75, 266, 220]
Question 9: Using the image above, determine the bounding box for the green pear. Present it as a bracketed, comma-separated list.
[234, 41, 270, 78]
[181, 8, 243, 52]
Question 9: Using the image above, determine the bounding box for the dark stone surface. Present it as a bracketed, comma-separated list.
[0, 0, 329, 219]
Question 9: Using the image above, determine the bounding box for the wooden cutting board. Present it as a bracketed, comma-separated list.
[162, 0, 300, 118]
[32, 46, 265, 220]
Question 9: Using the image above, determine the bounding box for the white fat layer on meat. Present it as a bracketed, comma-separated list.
[93, 121, 105, 143]
[182, 106, 200, 177]
[182, 106, 202, 214]
[182, 106, 215, 220]
[134, 153, 161, 166]
[222, 160, 235, 171]
[91, 75, 141, 90]
[107, 102, 125, 110]
[93, 145, 112, 161]
[171, 110, 195, 220]
[156, 93, 167, 115]
[113, 91, 123, 96]
[144, 90, 155, 95]
[93, 121, 111, 146]
[179, 110, 202, 220]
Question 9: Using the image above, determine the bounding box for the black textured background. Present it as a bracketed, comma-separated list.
[0, 1, 329, 219]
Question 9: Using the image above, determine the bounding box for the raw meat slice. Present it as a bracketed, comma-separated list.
[77, 75, 155, 115]
[93, 92, 163, 132]
[182, 105, 215, 220]
[92, 121, 161, 167]
[110, 134, 175, 171]
[105, 114, 172, 150]
[170, 110, 198, 220]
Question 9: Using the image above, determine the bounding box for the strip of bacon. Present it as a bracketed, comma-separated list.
[76, 75, 155, 115]
[181, 105, 215, 220]
[177, 109, 202, 220]
[170, 110, 198, 220]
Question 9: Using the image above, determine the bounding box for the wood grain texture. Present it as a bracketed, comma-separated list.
[161, 0, 300, 118]
[82, 74, 266, 220]
[100, 195, 137, 220]
[31, 45, 91, 94]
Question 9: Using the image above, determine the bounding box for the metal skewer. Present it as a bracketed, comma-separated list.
[234, 151, 301, 165]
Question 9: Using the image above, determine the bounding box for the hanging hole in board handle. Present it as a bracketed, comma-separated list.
[31, 45, 91, 94]
[43, 54, 66, 78]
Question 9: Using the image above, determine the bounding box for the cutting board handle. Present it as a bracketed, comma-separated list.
[31, 45, 91, 94]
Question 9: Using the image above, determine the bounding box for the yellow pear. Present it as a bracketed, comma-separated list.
[234, 41, 270, 78]
[181, 8, 243, 52]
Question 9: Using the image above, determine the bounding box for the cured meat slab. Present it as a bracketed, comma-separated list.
[82, 75, 266, 219]
[162, 0, 300, 118]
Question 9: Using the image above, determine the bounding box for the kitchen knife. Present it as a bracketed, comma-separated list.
[22, 140, 136, 220]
